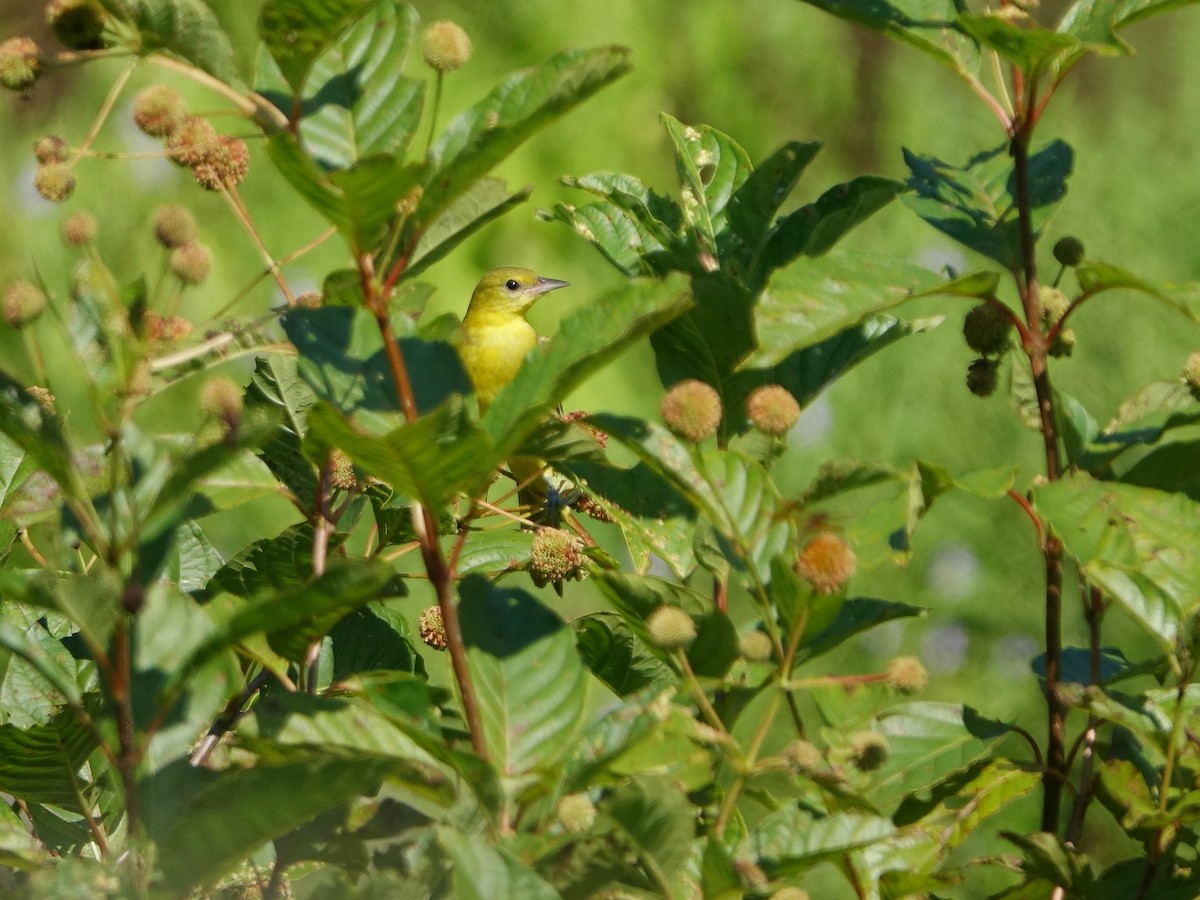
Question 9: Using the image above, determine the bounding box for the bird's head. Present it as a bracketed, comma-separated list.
[466, 267, 570, 318]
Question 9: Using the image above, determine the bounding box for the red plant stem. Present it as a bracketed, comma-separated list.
[111, 619, 141, 839]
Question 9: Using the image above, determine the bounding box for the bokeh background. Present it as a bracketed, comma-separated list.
[2, 1, 1200, 884]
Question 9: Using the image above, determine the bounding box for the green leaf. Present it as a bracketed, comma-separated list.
[290, 2, 424, 168]
[171, 558, 398, 685]
[1033, 474, 1200, 651]
[607, 775, 696, 883]
[727, 140, 822, 253]
[458, 576, 589, 781]
[574, 613, 674, 697]
[1059, 0, 1200, 57]
[480, 276, 692, 454]
[329, 605, 424, 679]
[283, 305, 469, 429]
[0, 375, 88, 509]
[305, 399, 492, 510]
[871, 703, 1014, 813]
[1081, 381, 1200, 476]
[143, 752, 402, 892]
[101, 0, 241, 85]
[1074, 262, 1200, 323]
[0, 708, 98, 808]
[406, 178, 533, 279]
[0, 569, 123, 662]
[903, 141, 1074, 268]
[788, 0, 981, 77]
[749, 807, 895, 875]
[749, 252, 941, 365]
[437, 828, 560, 900]
[259, 0, 373, 94]
[957, 14, 1080, 73]
[796, 597, 927, 665]
[211, 522, 343, 597]
[425, 46, 632, 216]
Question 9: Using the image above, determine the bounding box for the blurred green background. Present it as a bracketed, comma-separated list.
[2, 0, 1199, 877]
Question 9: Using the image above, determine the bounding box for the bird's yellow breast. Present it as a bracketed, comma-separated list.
[457, 313, 539, 410]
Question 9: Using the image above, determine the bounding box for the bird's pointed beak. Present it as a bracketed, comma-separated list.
[530, 276, 570, 296]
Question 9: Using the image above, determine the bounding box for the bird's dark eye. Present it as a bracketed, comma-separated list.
[504, 279, 520, 291]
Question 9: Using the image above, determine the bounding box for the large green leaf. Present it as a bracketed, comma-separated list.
[1073, 262, 1200, 323]
[100, 0, 241, 85]
[457, 577, 589, 781]
[259, 0, 373, 94]
[727, 140, 822, 254]
[0, 708, 98, 808]
[607, 775, 696, 884]
[749, 807, 895, 876]
[210, 522, 343, 598]
[574, 613, 675, 697]
[1033, 474, 1200, 651]
[748, 252, 941, 366]
[1081, 381, 1200, 477]
[796, 597, 927, 667]
[903, 141, 1074, 268]
[1059, 0, 1200, 56]
[480, 276, 692, 454]
[956, 14, 1079, 74]
[406, 178, 533, 278]
[437, 828, 560, 900]
[425, 46, 632, 216]
[304, 399, 493, 510]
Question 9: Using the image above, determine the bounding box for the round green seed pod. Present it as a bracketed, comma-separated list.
[133, 85, 187, 138]
[34, 163, 76, 202]
[966, 358, 999, 398]
[4, 281, 47, 327]
[1053, 236, 1085, 267]
[0, 37, 41, 92]
[646, 606, 697, 650]
[962, 302, 1012, 356]
[422, 21, 472, 72]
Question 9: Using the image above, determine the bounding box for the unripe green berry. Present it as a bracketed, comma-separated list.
[0, 37, 41, 92]
[153, 205, 198, 248]
[962, 302, 1012, 356]
[849, 730, 889, 772]
[201, 377, 242, 427]
[885, 656, 929, 695]
[1182, 351, 1200, 401]
[169, 242, 211, 285]
[33, 135, 68, 164]
[419, 606, 447, 650]
[62, 211, 97, 246]
[1053, 236, 1085, 267]
[646, 605, 696, 650]
[795, 532, 856, 595]
[555, 793, 597, 834]
[746, 383, 801, 436]
[738, 630, 774, 663]
[966, 358, 998, 398]
[422, 21, 472, 72]
[34, 163, 76, 203]
[4, 281, 47, 327]
[192, 135, 249, 190]
[529, 527, 586, 589]
[782, 739, 823, 776]
[46, 0, 107, 51]
[661, 379, 722, 442]
[133, 85, 186, 138]
[166, 117, 218, 167]
[1049, 326, 1076, 359]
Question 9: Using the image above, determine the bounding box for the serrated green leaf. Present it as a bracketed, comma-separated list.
[0, 707, 98, 808]
[1059, 0, 1200, 57]
[406, 178, 533, 279]
[210, 522, 341, 597]
[1033, 474, 1200, 652]
[957, 14, 1080, 73]
[575, 613, 675, 697]
[796, 597, 926, 666]
[749, 807, 895, 875]
[458, 577, 589, 780]
[727, 140, 822, 253]
[101, 0, 241, 85]
[259, 0, 373, 94]
[425, 46, 632, 216]
[608, 775, 696, 882]
[437, 828, 560, 900]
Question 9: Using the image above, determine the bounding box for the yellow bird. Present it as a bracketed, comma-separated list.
[458, 267, 570, 520]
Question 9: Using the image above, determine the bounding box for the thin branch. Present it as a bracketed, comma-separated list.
[217, 184, 296, 306]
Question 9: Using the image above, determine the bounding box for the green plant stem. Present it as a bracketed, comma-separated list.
[218, 184, 296, 306]
[69, 61, 136, 169]
[110, 618, 141, 841]
[424, 71, 444, 159]
[147, 55, 289, 133]
[675, 649, 725, 735]
[1065, 584, 1105, 844]
[714, 688, 782, 838]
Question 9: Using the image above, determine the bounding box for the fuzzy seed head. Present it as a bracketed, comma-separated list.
[1049, 326, 1076, 359]
[529, 527, 586, 588]
[746, 384, 801, 436]
[4, 281, 47, 327]
[145, 312, 193, 344]
[661, 379, 722, 442]
[0, 37, 41, 92]
[328, 449, 357, 491]
[33, 134, 68, 164]
[133, 84, 186, 137]
[966, 358, 999, 398]
[166, 116, 218, 167]
[885, 656, 929, 695]
[201, 377, 242, 426]
[34, 163, 76, 203]
[1037, 285, 1070, 324]
[1182, 351, 1200, 400]
[1053, 236, 1085, 267]
[646, 605, 696, 650]
[46, 0, 107, 51]
[783, 739, 824, 776]
[192, 135, 249, 190]
[849, 731, 889, 772]
[422, 21, 472, 72]
[153, 205, 198, 248]
[62, 211, 97, 246]
[419, 606, 447, 650]
[295, 291, 322, 308]
[962, 302, 1012, 356]
[555, 793, 597, 834]
[26, 386, 56, 414]
[576, 493, 615, 523]
[794, 532, 856, 595]
[169, 242, 212, 285]
[738, 630, 774, 663]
